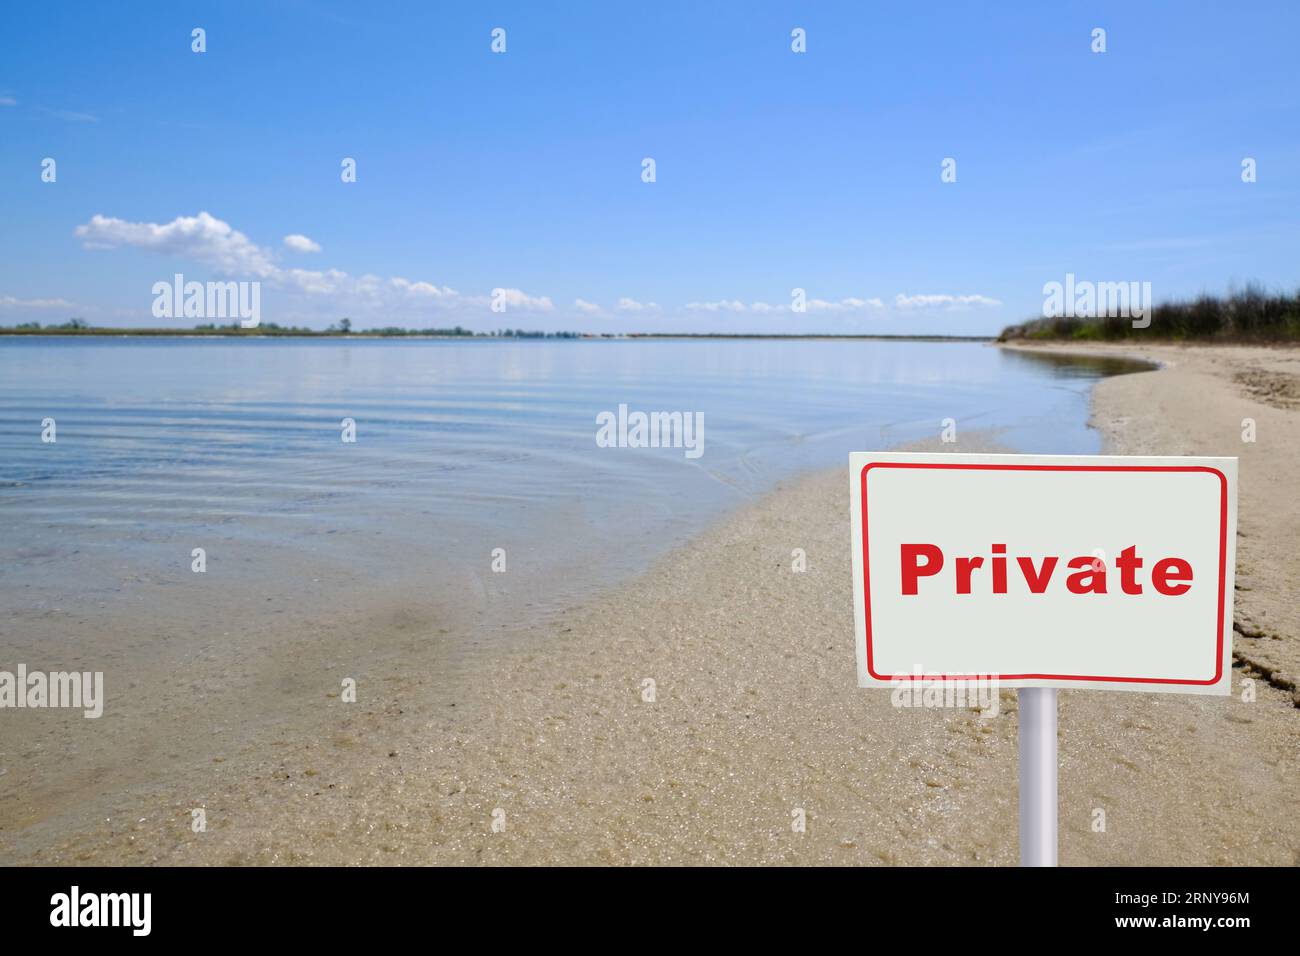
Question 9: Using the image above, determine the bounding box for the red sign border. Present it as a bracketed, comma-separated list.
[860, 461, 1229, 685]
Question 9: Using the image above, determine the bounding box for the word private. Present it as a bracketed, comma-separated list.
[900, 543, 1193, 596]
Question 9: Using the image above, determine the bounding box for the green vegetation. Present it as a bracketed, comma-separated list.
[0, 321, 584, 338]
[999, 286, 1300, 343]
[10, 318, 90, 331]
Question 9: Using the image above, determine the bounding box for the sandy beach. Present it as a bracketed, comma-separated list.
[3, 342, 1297, 866]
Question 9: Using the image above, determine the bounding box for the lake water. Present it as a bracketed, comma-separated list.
[0, 337, 1143, 647]
[0, 336, 1153, 839]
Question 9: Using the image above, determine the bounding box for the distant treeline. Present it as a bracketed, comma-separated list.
[999, 287, 1300, 342]
[1, 320, 995, 341]
[0, 320, 583, 339]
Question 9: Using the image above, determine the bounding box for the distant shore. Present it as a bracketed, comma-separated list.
[0, 327, 994, 342]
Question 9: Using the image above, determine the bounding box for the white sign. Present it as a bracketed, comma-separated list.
[849, 453, 1237, 694]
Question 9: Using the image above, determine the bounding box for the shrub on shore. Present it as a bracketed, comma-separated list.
[998, 286, 1300, 342]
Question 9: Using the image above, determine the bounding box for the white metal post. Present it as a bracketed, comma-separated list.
[1018, 687, 1058, 866]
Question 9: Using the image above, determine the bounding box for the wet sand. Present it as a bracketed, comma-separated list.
[3, 342, 1298, 865]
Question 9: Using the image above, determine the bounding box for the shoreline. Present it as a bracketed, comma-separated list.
[4, 343, 1298, 865]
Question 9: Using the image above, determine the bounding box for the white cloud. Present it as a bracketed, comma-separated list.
[282, 234, 322, 254]
[573, 298, 604, 314]
[685, 299, 747, 312]
[0, 295, 74, 309]
[893, 293, 1001, 309]
[390, 276, 456, 298]
[806, 297, 886, 312]
[0, 96, 16, 107]
[685, 293, 999, 314]
[76, 212, 279, 278]
[686, 297, 888, 313]
[493, 288, 554, 311]
[617, 297, 661, 312]
[73, 212, 552, 321]
[281, 268, 352, 295]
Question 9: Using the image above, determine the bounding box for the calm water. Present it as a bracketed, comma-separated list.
[0, 337, 1141, 639]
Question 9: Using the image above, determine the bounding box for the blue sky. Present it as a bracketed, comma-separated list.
[1, 1, 1298, 333]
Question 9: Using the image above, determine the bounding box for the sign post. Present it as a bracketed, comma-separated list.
[849, 452, 1237, 867]
[1018, 687, 1057, 866]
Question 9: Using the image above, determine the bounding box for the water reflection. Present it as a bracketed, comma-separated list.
[998, 346, 1156, 380]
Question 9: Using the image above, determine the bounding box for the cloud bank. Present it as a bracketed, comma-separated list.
[74, 212, 553, 318]
[67, 212, 1003, 330]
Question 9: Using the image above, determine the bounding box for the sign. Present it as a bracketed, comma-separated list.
[849, 452, 1237, 694]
